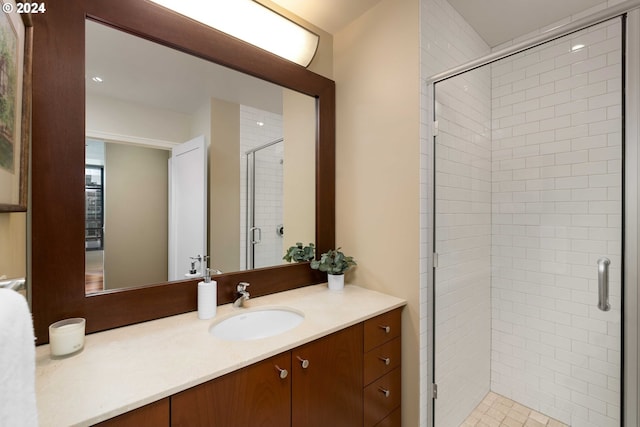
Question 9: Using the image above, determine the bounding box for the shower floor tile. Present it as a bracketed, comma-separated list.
[459, 392, 569, 427]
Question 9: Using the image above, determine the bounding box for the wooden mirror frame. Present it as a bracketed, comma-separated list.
[31, 0, 334, 344]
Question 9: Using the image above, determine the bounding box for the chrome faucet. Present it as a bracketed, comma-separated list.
[233, 282, 250, 308]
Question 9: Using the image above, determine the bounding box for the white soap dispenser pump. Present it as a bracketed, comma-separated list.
[197, 268, 217, 319]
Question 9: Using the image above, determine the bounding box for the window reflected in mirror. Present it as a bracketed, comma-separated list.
[85, 160, 104, 294]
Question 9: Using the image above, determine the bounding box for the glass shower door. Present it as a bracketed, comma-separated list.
[433, 18, 622, 427]
[246, 139, 284, 269]
[433, 62, 493, 427]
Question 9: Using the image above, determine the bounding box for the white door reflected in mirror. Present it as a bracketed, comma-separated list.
[168, 135, 207, 281]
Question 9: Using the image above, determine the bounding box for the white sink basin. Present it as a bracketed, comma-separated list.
[209, 307, 304, 341]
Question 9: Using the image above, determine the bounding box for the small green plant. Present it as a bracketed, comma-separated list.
[310, 248, 356, 275]
[283, 242, 315, 262]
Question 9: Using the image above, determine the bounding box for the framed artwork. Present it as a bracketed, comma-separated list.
[0, 0, 32, 212]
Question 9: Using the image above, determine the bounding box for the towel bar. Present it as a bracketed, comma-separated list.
[0, 278, 26, 292]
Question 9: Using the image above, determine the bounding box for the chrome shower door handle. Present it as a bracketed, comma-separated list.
[597, 257, 611, 312]
[250, 227, 262, 244]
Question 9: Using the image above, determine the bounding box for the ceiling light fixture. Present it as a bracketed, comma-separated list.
[147, 0, 320, 67]
[571, 44, 585, 51]
[91, 76, 103, 82]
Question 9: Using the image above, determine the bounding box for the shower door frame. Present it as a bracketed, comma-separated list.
[425, 2, 640, 425]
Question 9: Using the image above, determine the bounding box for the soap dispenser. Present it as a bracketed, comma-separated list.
[197, 268, 217, 319]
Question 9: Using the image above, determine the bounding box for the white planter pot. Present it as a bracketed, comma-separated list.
[327, 274, 345, 291]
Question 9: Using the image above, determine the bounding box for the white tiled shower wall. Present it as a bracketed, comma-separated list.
[420, 1, 622, 426]
[489, 19, 622, 427]
[239, 105, 284, 269]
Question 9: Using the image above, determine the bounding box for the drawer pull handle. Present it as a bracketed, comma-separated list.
[378, 387, 390, 397]
[378, 357, 391, 365]
[379, 325, 391, 334]
[275, 365, 288, 379]
[297, 356, 310, 369]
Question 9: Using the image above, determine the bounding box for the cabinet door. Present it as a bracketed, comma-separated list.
[291, 324, 363, 427]
[171, 352, 291, 427]
[93, 398, 169, 427]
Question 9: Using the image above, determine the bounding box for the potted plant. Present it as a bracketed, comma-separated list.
[283, 242, 315, 263]
[310, 248, 356, 291]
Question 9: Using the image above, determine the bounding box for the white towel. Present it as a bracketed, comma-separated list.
[0, 288, 38, 427]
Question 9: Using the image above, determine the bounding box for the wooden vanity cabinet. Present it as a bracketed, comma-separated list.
[171, 352, 291, 427]
[170, 325, 364, 427]
[95, 307, 402, 427]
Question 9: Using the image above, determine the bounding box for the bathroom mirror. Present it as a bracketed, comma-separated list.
[84, 20, 316, 292]
[30, 0, 334, 344]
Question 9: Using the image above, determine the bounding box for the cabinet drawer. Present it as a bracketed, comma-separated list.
[374, 407, 401, 427]
[364, 308, 401, 352]
[364, 337, 401, 386]
[364, 368, 401, 427]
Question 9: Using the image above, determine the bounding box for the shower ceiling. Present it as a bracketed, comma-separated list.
[433, 0, 605, 46]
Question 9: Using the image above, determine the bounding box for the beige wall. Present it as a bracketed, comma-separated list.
[283, 89, 316, 249]
[210, 99, 241, 273]
[0, 213, 26, 279]
[104, 143, 170, 288]
[334, 0, 421, 425]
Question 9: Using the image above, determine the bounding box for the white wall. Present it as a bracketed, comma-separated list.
[190, 100, 212, 146]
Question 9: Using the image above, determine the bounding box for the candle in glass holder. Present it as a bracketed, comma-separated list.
[49, 318, 86, 358]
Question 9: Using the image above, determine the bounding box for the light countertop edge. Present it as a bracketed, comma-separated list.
[35, 284, 406, 427]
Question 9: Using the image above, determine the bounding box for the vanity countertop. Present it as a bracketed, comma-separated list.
[35, 284, 406, 426]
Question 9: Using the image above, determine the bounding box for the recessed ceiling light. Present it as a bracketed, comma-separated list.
[256, 121, 264, 127]
[91, 76, 103, 82]
[571, 44, 585, 52]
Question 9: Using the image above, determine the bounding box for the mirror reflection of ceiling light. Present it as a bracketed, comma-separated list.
[147, 0, 320, 67]
[571, 44, 585, 51]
